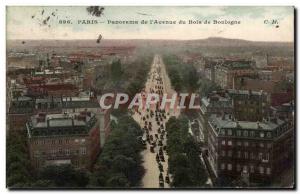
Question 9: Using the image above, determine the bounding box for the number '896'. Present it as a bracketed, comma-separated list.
[59, 20, 72, 24]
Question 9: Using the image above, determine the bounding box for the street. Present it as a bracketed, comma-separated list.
[132, 55, 180, 188]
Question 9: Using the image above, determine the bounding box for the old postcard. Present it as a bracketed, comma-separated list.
[6, 6, 295, 189]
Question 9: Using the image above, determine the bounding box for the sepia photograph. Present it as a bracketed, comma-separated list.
[5, 5, 295, 189]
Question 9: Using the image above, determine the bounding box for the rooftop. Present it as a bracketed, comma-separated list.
[201, 94, 232, 113]
[226, 89, 267, 96]
[27, 112, 98, 137]
[221, 60, 254, 70]
[209, 114, 285, 132]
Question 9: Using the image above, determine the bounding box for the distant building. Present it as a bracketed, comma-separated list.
[226, 89, 270, 122]
[198, 58, 223, 83]
[9, 94, 111, 144]
[207, 114, 294, 183]
[8, 96, 35, 131]
[199, 89, 270, 143]
[204, 66, 216, 83]
[270, 91, 294, 107]
[26, 112, 101, 169]
[235, 77, 276, 94]
[286, 72, 294, 83]
[252, 53, 268, 68]
[215, 60, 256, 89]
[257, 70, 272, 81]
[270, 101, 294, 121]
[27, 82, 79, 97]
[199, 92, 233, 143]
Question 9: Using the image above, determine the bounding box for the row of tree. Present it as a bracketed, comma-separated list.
[163, 55, 200, 93]
[125, 57, 151, 97]
[166, 115, 208, 187]
[88, 55, 152, 187]
[89, 111, 145, 187]
[7, 131, 33, 188]
[95, 54, 152, 94]
[163, 54, 221, 97]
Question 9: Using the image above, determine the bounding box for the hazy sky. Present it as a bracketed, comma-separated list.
[6, 6, 294, 42]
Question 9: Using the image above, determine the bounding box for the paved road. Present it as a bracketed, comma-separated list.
[132, 55, 180, 188]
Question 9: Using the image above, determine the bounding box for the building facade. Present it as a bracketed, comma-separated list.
[207, 114, 294, 183]
[26, 112, 100, 168]
[199, 92, 233, 143]
[8, 96, 35, 131]
[215, 60, 256, 89]
[226, 89, 270, 122]
[26, 111, 101, 169]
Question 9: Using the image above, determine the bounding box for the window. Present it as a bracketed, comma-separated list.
[267, 132, 272, 138]
[58, 139, 62, 144]
[221, 163, 225, 170]
[228, 140, 232, 146]
[259, 153, 263, 160]
[266, 153, 270, 161]
[260, 143, 264, 148]
[74, 160, 79, 166]
[260, 132, 265, 138]
[243, 165, 248, 172]
[250, 152, 254, 159]
[228, 150, 232, 157]
[221, 150, 226, 157]
[237, 130, 241, 136]
[34, 151, 40, 157]
[220, 129, 225, 135]
[227, 164, 232, 171]
[221, 140, 226, 145]
[51, 140, 55, 145]
[250, 131, 255, 137]
[80, 147, 86, 155]
[75, 139, 79, 143]
[259, 166, 264, 174]
[243, 130, 248, 137]
[250, 165, 254, 173]
[237, 141, 242, 146]
[50, 149, 55, 155]
[65, 149, 70, 155]
[244, 152, 249, 159]
[237, 151, 241, 158]
[266, 167, 271, 175]
[267, 143, 272, 148]
[228, 129, 232, 136]
[81, 139, 86, 143]
[236, 164, 241, 171]
[244, 141, 249, 147]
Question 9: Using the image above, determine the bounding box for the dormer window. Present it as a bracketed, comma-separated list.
[260, 132, 265, 138]
[228, 129, 232, 136]
[220, 129, 225, 135]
